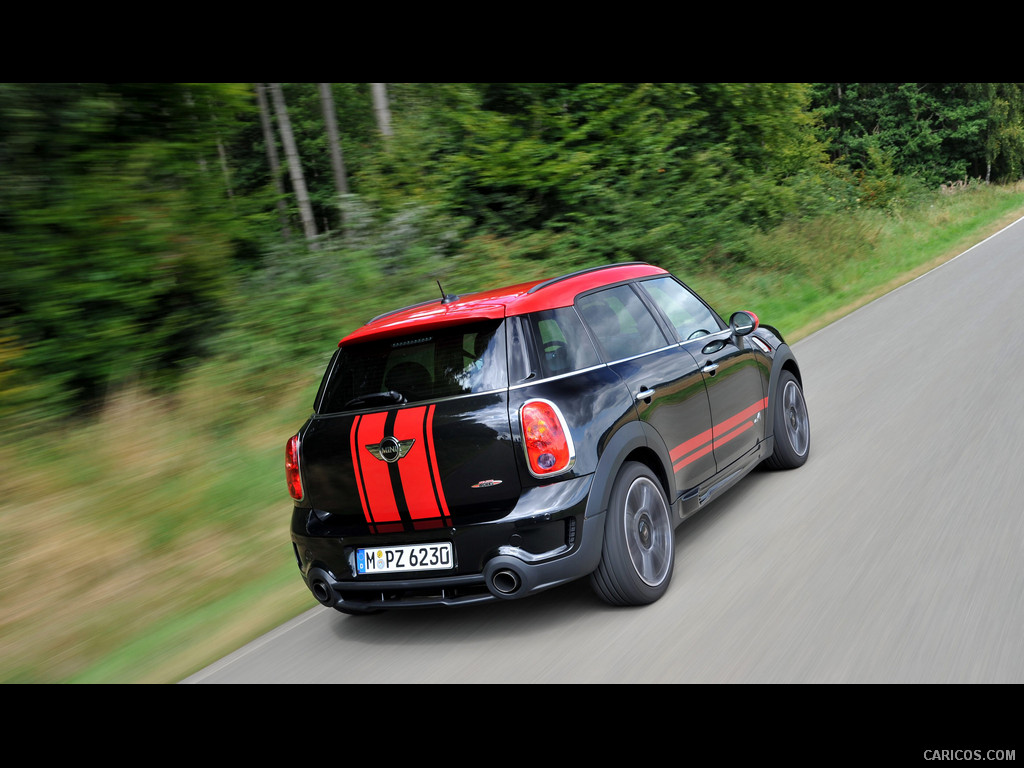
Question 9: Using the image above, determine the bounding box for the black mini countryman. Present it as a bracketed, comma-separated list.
[287, 263, 809, 613]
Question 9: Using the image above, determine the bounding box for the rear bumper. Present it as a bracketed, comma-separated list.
[291, 474, 605, 610]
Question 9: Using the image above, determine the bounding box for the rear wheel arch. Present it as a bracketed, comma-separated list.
[626, 445, 671, 507]
[585, 420, 675, 523]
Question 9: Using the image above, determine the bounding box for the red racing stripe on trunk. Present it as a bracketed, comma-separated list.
[394, 406, 442, 520]
[425, 404, 451, 519]
[351, 414, 371, 520]
[353, 411, 401, 525]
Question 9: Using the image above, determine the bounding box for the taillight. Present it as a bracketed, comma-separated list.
[520, 399, 575, 478]
[285, 434, 303, 500]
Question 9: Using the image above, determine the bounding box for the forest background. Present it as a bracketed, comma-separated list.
[2, 83, 1024, 683]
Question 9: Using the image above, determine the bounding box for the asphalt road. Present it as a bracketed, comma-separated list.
[184, 217, 1024, 684]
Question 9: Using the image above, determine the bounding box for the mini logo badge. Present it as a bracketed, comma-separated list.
[365, 436, 415, 463]
[471, 479, 503, 488]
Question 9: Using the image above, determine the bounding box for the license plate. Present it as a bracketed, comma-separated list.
[357, 542, 453, 574]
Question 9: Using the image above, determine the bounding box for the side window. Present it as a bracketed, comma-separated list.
[576, 284, 668, 361]
[639, 276, 721, 341]
[525, 306, 601, 378]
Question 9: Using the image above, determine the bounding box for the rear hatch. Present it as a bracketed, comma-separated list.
[298, 318, 522, 534]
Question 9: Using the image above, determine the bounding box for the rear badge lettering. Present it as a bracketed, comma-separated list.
[471, 479, 503, 488]
[365, 436, 415, 463]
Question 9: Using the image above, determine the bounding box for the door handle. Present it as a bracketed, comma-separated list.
[634, 386, 656, 402]
[701, 362, 719, 376]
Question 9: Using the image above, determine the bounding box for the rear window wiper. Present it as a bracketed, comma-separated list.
[342, 390, 407, 409]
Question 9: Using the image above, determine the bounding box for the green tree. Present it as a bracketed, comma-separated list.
[963, 83, 1024, 183]
[810, 83, 1024, 186]
[0, 83, 250, 415]
[354, 83, 832, 266]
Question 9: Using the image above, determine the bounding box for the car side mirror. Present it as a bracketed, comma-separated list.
[729, 311, 759, 336]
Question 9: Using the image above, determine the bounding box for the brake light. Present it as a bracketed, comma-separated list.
[285, 434, 303, 500]
[520, 399, 575, 477]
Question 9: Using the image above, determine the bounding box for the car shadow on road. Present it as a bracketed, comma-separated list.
[326, 468, 778, 646]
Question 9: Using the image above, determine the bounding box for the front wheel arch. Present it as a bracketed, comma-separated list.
[764, 369, 810, 470]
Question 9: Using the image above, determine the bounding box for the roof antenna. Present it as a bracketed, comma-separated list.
[437, 279, 457, 305]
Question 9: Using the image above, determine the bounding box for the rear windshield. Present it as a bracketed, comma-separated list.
[316, 320, 507, 414]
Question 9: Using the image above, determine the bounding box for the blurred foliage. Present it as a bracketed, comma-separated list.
[810, 83, 1024, 186]
[1, 82, 1023, 428]
[0, 83, 254, 418]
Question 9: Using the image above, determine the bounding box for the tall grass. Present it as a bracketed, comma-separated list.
[1, 182, 1022, 683]
[0, 375, 312, 683]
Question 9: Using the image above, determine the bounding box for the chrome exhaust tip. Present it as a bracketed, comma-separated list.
[491, 568, 522, 595]
[307, 568, 337, 607]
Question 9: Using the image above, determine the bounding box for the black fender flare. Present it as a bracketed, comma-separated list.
[583, 419, 676, 524]
[765, 342, 802, 444]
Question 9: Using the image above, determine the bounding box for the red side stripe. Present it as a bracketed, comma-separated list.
[712, 398, 768, 439]
[670, 426, 714, 463]
[672, 441, 715, 473]
[712, 419, 755, 448]
[671, 397, 768, 474]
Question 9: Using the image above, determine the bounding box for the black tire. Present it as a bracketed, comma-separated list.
[590, 462, 675, 606]
[764, 370, 810, 470]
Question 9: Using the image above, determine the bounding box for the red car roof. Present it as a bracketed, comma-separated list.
[340, 262, 668, 345]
